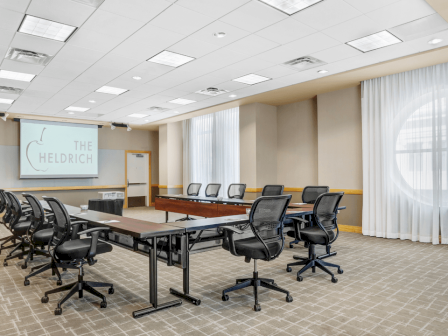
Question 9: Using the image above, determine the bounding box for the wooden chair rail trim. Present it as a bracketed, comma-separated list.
[338, 225, 362, 234]
[158, 185, 183, 189]
[4, 185, 127, 192]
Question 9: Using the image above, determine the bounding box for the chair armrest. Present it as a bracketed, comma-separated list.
[221, 226, 245, 234]
[221, 226, 244, 257]
[78, 227, 111, 259]
[290, 217, 308, 224]
[71, 221, 88, 240]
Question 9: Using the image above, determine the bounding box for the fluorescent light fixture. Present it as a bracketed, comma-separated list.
[347, 31, 402, 52]
[0, 113, 9, 121]
[233, 74, 271, 85]
[214, 32, 226, 38]
[229, 94, 237, 98]
[89, 100, 96, 103]
[128, 113, 148, 118]
[169, 98, 196, 105]
[147, 50, 195, 68]
[96, 86, 128, 95]
[18, 15, 77, 42]
[0, 70, 36, 82]
[317, 70, 328, 74]
[65, 106, 90, 112]
[428, 38, 443, 45]
[132, 76, 142, 80]
[0, 98, 14, 104]
[259, 0, 323, 15]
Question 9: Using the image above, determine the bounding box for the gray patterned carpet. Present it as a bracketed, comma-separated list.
[1, 207, 447, 336]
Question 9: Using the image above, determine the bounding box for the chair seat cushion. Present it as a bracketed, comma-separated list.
[299, 226, 335, 245]
[222, 237, 281, 260]
[12, 221, 31, 235]
[55, 238, 113, 260]
[33, 228, 53, 245]
[286, 230, 296, 238]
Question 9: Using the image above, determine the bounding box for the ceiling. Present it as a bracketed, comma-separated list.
[1, 0, 448, 130]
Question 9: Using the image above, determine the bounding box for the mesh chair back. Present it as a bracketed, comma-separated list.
[0, 189, 6, 213]
[0, 189, 11, 224]
[261, 185, 284, 196]
[5, 192, 24, 229]
[42, 197, 72, 251]
[23, 193, 46, 240]
[205, 183, 221, 197]
[302, 186, 329, 204]
[187, 183, 202, 196]
[248, 195, 291, 260]
[313, 193, 344, 243]
[228, 184, 246, 199]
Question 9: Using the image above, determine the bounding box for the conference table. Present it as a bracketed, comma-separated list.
[38, 199, 345, 319]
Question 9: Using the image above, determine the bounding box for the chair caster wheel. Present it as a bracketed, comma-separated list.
[331, 277, 338, 283]
[194, 299, 201, 306]
[41, 296, 49, 303]
[56, 280, 62, 286]
[222, 295, 229, 301]
[254, 304, 261, 312]
[100, 301, 107, 308]
[338, 269, 343, 274]
[286, 295, 293, 303]
[286, 266, 292, 272]
[297, 276, 303, 282]
[63, 268, 67, 272]
[3, 262, 7, 267]
[54, 308, 62, 315]
[108, 287, 114, 294]
[289, 244, 293, 248]
[21, 264, 27, 269]
[24, 279, 30, 286]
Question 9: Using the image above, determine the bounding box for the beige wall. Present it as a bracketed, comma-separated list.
[239, 104, 257, 189]
[158, 121, 183, 190]
[159, 124, 167, 186]
[0, 119, 19, 146]
[317, 86, 363, 189]
[277, 98, 318, 187]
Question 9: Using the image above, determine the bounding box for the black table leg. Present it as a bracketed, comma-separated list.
[166, 211, 168, 223]
[169, 236, 201, 306]
[132, 237, 182, 318]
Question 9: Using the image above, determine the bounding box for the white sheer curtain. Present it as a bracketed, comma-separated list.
[183, 107, 240, 197]
[362, 63, 448, 244]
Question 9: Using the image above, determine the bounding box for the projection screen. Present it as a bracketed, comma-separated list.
[20, 119, 98, 179]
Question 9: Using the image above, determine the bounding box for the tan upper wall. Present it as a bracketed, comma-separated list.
[0, 119, 19, 146]
[277, 99, 318, 187]
[239, 104, 257, 188]
[167, 121, 183, 187]
[317, 86, 363, 189]
[159, 124, 167, 186]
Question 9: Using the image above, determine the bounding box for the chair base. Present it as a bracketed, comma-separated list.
[0, 235, 17, 254]
[24, 260, 62, 286]
[175, 214, 196, 222]
[41, 267, 113, 315]
[286, 244, 342, 283]
[222, 261, 292, 311]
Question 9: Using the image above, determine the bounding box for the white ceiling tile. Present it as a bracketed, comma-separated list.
[54, 44, 106, 64]
[0, 92, 19, 100]
[366, 0, 436, 29]
[26, 0, 95, 27]
[106, 77, 145, 91]
[255, 64, 297, 79]
[67, 28, 126, 54]
[389, 14, 448, 42]
[100, 0, 171, 22]
[149, 4, 215, 36]
[132, 82, 171, 94]
[0, 0, 30, 13]
[322, 15, 386, 43]
[168, 37, 220, 58]
[25, 76, 70, 92]
[73, 92, 116, 106]
[173, 73, 225, 92]
[187, 20, 251, 47]
[180, 92, 211, 102]
[224, 34, 279, 58]
[0, 78, 30, 89]
[252, 43, 300, 64]
[209, 58, 275, 82]
[20, 89, 56, 99]
[0, 7, 25, 31]
[39, 58, 91, 81]
[285, 32, 341, 56]
[255, 17, 316, 45]
[175, 0, 250, 19]
[216, 80, 249, 91]
[10, 33, 64, 55]
[1, 59, 44, 75]
[0, 27, 16, 52]
[159, 88, 191, 98]
[310, 43, 362, 63]
[344, 0, 401, 14]
[220, 0, 287, 33]
[292, 0, 362, 31]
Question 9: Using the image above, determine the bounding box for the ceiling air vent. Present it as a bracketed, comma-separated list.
[0, 86, 23, 94]
[147, 106, 170, 113]
[196, 87, 229, 96]
[5, 48, 54, 66]
[283, 56, 326, 72]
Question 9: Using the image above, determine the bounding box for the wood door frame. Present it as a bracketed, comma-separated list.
[124, 150, 152, 209]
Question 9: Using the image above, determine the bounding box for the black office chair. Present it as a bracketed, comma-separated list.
[0, 189, 15, 252]
[221, 195, 293, 311]
[175, 183, 202, 221]
[286, 193, 344, 283]
[2, 192, 33, 266]
[261, 185, 284, 196]
[205, 183, 221, 197]
[288, 186, 330, 248]
[227, 183, 246, 199]
[40, 197, 114, 315]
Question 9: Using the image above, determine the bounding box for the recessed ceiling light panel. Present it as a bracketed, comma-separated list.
[5, 48, 53, 66]
[65, 106, 90, 112]
[428, 38, 443, 45]
[196, 87, 229, 96]
[169, 98, 196, 105]
[259, 0, 323, 15]
[128, 113, 148, 118]
[317, 69, 328, 74]
[233, 74, 271, 85]
[18, 15, 77, 42]
[132, 76, 142, 80]
[147, 50, 195, 68]
[89, 100, 96, 103]
[283, 56, 326, 72]
[0, 70, 36, 82]
[229, 94, 237, 98]
[0, 98, 14, 104]
[95, 86, 128, 95]
[347, 31, 402, 52]
[0, 86, 23, 94]
[214, 32, 226, 38]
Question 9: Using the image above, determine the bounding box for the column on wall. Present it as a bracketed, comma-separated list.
[158, 121, 183, 195]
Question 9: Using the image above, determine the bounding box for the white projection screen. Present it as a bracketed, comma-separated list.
[20, 119, 99, 179]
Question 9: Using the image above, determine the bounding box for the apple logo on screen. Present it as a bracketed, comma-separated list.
[26, 127, 49, 172]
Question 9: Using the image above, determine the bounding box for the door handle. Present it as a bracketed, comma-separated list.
[127, 179, 130, 187]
